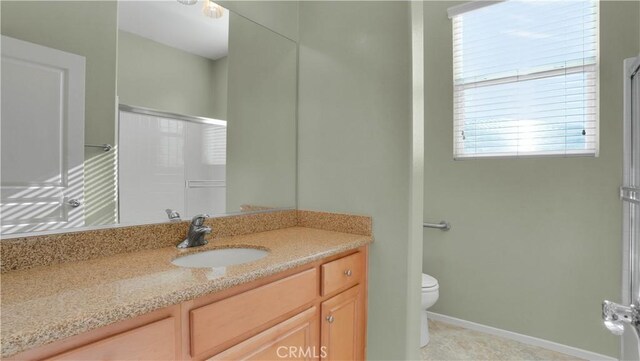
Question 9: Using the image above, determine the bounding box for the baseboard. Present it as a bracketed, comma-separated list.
[426, 312, 617, 361]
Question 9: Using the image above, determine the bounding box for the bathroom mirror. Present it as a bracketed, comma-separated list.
[0, 1, 297, 236]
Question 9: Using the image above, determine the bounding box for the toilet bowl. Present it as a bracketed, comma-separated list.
[421, 273, 439, 347]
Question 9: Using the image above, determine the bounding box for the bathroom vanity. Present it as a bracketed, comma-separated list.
[0, 2, 372, 360]
[1, 211, 372, 361]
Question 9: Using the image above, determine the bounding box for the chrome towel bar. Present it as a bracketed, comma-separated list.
[85, 144, 113, 152]
[423, 221, 451, 231]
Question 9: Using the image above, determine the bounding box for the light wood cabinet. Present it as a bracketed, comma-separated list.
[46, 317, 178, 361]
[190, 269, 318, 358]
[12, 247, 368, 361]
[7, 306, 182, 361]
[321, 252, 364, 296]
[208, 307, 319, 361]
[320, 285, 365, 361]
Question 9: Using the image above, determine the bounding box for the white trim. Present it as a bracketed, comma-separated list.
[427, 312, 617, 361]
[447, 1, 503, 19]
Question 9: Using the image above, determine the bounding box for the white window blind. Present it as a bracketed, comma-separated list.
[451, 0, 599, 159]
[203, 123, 227, 165]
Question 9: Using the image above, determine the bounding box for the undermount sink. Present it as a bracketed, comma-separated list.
[172, 248, 269, 268]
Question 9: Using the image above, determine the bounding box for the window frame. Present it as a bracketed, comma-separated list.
[451, 0, 600, 160]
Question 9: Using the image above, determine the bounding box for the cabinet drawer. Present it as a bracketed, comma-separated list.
[47, 317, 177, 361]
[207, 307, 319, 361]
[321, 252, 364, 296]
[190, 268, 318, 357]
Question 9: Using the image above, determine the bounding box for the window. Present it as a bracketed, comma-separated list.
[450, 0, 598, 159]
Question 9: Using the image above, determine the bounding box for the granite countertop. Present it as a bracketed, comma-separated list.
[1, 226, 372, 357]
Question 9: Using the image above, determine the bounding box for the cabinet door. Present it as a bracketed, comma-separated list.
[320, 285, 364, 361]
[46, 317, 178, 361]
[208, 307, 319, 361]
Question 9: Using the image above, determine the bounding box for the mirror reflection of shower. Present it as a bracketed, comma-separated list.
[1, 0, 298, 236]
[118, 107, 227, 225]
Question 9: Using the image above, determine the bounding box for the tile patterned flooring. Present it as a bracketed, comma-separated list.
[421, 320, 585, 361]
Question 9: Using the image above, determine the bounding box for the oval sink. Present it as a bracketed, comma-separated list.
[172, 248, 269, 268]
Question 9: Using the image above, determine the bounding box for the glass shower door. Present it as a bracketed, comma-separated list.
[603, 55, 640, 361]
[624, 55, 640, 361]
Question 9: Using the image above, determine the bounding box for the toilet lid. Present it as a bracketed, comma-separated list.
[422, 274, 438, 288]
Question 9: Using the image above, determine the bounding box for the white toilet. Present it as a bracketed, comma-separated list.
[421, 273, 439, 347]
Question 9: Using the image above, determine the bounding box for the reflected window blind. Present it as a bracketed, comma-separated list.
[203, 124, 227, 165]
[451, 0, 599, 159]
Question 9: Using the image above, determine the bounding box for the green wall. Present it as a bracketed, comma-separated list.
[210, 56, 228, 121]
[1, 1, 119, 226]
[408, 2, 426, 357]
[117, 30, 227, 120]
[219, 1, 298, 42]
[422, 1, 640, 357]
[226, 13, 297, 211]
[297, 2, 422, 359]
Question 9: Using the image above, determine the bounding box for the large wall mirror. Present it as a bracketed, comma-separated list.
[0, 1, 297, 236]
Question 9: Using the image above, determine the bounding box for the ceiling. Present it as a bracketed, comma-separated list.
[118, 0, 229, 60]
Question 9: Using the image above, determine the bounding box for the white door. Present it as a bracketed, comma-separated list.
[603, 56, 640, 361]
[1, 36, 86, 235]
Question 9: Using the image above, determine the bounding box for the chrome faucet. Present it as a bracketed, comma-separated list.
[177, 214, 211, 249]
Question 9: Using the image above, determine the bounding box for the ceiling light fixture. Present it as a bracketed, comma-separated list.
[202, 0, 224, 19]
[177, 0, 197, 5]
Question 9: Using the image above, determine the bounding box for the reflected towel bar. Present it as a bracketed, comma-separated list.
[85, 144, 113, 152]
[423, 221, 451, 231]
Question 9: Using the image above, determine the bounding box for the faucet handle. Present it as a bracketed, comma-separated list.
[165, 209, 181, 221]
[191, 214, 210, 226]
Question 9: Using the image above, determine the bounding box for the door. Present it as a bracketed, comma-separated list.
[603, 56, 640, 360]
[118, 110, 186, 224]
[320, 285, 364, 361]
[185, 120, 227, 217]
[207, 307, 319, 361]
[118, 107, 227, 224]
[1, 36, 86, 235]
[622, 55, 640, 361]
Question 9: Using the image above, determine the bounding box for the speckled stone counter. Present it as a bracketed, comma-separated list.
[1, 209, 299, 273]
[1, 226, 372, 357]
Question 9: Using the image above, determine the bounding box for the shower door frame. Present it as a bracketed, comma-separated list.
[622, 54, 640, 361]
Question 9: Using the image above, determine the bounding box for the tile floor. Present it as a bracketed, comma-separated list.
[421, 320, 584, 361]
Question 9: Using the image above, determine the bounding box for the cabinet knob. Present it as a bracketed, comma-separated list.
[344, 269, 353, 277]
[326, 315, 335, 323]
